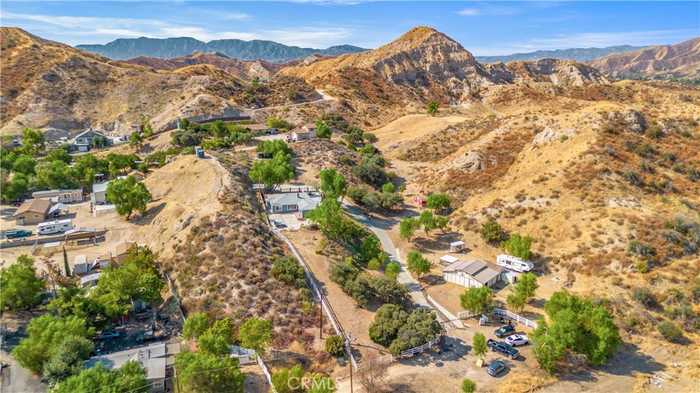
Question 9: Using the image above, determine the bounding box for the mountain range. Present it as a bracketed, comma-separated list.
[76, 36, 366, 63]
[590, 37, 700, 80]
[476, 45, 645, 63]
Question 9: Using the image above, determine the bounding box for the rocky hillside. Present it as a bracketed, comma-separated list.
[281, 26, 608, 125]
[77, 36, 366, 62]
[0, 27, 318, 135]
[124, 52, 281, 81]
[590, 37, 700, 81]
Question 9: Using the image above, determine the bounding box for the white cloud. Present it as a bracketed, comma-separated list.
[457, 8, 480, 16]
[262, 27, 354, 48]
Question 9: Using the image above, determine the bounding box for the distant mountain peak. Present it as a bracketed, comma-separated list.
[75, 36, 366, 63]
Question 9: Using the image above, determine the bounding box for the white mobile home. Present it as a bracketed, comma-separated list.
[32, 189, 83, 203]
[443, 260, 502, 288]
[91, 181, 111, 205]
[37, 219, 74, 235]
[265, 191, 322, 214]
[496, 254, 534, 273]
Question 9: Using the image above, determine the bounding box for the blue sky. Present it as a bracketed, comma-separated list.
[1, 1, 698, 55]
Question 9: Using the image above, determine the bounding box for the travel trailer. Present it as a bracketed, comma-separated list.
[37, 219, 74, 235]
[496, 254, 534, 273]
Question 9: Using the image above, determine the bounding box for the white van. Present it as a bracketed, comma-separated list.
[37, 219, 74, 235]
[496, 254, 534, 273]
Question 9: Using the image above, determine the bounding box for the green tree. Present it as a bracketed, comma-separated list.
[105, 153, 137, 177]
[1, 173, 30, 202]
[141, 116, 154, 137]
[12, 154, 37, 175]
[434, 215, 449, 233]
[238, 317, 273, 355]
[47, 286, 106, 327]
[46, 147, 72, 164]
[183, 312, 211, 340]
[426, 101, 439, 116]
[369, 304, 409, 347]
[513, 272, 538, 302]
[426, 193, 451, 213]
[480, 219, 506, 244]
[385, 261, 401, 281]
[249, 151, 294, 189]
[52, 362, 147, 393]
[532, 291, 621, 373]
[324, 335, 345, 357]
[472, 332, 487, 360]
[266, 116, 294, 130]
[106, 175, 152, 219]
[12, 314, 92, 375]
[502, 233, 533, 260]
[129, 131, 144, 150]
[257, 140, 293, 157]
[73, 154, 109, 190]
[198, 318, 234, 356]
[419, 210, 437, 235]
[175, 351, 245, 393]
[407, 251, 431, 278]
[0, 255, 45, 311]
[92, 246, 163, 318]
[460, 287, 493, 315]
[35, 160, 79, 190]
[21, 127, 45, 155]
[381, 182, 395, 194]
[399, 217, 419, 241]
[315, 120, 332, 139]
[462, 378, 476, 393]
[507, 292, 527, 313]
[319, 168, 347, 200]
[272, 365, 305, 393]
[43, 335, 94, 384]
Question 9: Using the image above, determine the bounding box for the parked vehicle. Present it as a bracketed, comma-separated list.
[272, 220, 287, 229]
[494, 324, 515, 338]
[96, 330, 124, 341]
[496, 254, 534, 272]
[505, 334, 529, 347]
[487, 339, 519, 359]
[37, 219, 74, 235]
[3, 229, 32, 239]
[487, 359, 507, 377]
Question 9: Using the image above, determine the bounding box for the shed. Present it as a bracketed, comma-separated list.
[229, 345, 257, 365]
[13, 199, 52, 225]
[440, 255, 459, 266]
[443, 260, 502, 288]
[91, 181, 111, 205]
[449, 241, 465, 252]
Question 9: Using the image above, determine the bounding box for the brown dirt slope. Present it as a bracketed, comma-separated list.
[590, 37, 700, 80]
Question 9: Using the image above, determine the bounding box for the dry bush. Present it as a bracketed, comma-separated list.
[357, 354, 391, 393]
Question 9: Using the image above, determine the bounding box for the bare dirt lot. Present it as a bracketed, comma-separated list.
[0, 154, 228, 271]
[284, 229, 377, 353]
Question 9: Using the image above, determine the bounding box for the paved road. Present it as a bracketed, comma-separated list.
[343, 205, 430, 308]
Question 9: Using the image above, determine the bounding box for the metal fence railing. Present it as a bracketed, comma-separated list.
[493, 308, 539, 329]
[398, 336, 441, 358]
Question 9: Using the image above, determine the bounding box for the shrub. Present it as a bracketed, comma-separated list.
[0, 255, 45, 311]
[426, 193, 451, 213]
[385, 261, 401, 281]
[324, 335, 345, 357]
[632, 288, 657, 308]
[272, 257, 307, 288]
[367, 258, 382, 270]
[628, 240, 656, 257]
[481, 219, 506, 244]
[406, 251, 432, 278]
[461, 379, 476, 393]
[657, 321, 683, 342]
[502, 233, 533, 260]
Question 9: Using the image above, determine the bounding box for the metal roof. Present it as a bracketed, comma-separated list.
[444, 259, 502, 285]
[266, 192, 322, 211]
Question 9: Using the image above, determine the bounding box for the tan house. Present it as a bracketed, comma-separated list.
[13, 199, 52, 225]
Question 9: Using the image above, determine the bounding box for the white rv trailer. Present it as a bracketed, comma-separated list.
[496, 254, 534, 273]
[37, 219, 74, 235]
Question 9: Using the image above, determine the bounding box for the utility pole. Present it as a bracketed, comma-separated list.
[349, 360, 353, 393]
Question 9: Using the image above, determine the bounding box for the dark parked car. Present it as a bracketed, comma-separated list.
[4, 229, 32, 239]
[494, 323, 515, 338]
[96, 330, 124, 341]
[487, 339, 519, 359]
[487, 359, 507, 377]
